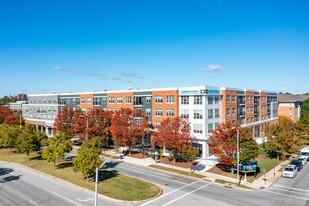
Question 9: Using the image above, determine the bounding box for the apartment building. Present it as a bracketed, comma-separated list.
[278, 93, 309, 122]
[22, 86, 278, 158]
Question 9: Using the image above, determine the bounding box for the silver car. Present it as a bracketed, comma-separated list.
[282, 165, 297, 178]
[298, 157, 307, 166]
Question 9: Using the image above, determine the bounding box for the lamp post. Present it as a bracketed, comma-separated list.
[231, 127, 240, 185]
[86, 115, 89, 140]
[94, 154, 120, 206]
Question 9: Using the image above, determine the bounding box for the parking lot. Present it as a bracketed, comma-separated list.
[266, 158, 309, 201]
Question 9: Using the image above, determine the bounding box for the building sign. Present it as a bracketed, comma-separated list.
[179, 90, 200, 95]
[208, 90, 220, 94]
[180, 89, 221, 95]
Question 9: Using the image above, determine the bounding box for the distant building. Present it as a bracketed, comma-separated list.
[7, 101, 28, 111]
[278, 94, 309, 122]
[17, 93, 27, 100]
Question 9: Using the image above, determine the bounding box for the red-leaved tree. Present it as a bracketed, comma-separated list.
[0, 106, 13, 124]
[111, 108, 149, 154]
[4, 113, 24, 125]
[153, 117, 191, 163]
[53, 106, 75, 137]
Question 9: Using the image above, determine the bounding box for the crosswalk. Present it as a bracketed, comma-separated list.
[265, 184, 309, 201]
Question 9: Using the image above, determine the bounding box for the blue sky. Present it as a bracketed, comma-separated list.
[0, 0, 308, 96]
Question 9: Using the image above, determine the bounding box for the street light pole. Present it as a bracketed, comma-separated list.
[236, 129, 240, 186]
[86, 116, 89, 140]
[94, 154, 120, 206]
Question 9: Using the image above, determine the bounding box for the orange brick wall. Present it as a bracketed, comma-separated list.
[244, 91, 254, 124]
[259, 92, 268, 122]
[221, 90, 238, 123]
[152, 90, 179, 123]
[278, 103, 299, 122]
[79, 93, 94, 113]
[106, 92, 134, 111]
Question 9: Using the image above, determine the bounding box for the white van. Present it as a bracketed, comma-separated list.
[300, 148, 309, 161]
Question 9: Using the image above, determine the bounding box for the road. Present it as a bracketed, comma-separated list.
[0, 161, 122, 206]
[266, 160, 309, 203]
[105, 159, 309, 206]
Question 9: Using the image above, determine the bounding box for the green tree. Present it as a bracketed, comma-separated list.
[301, 98, 309, 119]
[0, 124, 19, 154]
[73, 139, 102, 181]
[238, 128, 259, 164]
[42, 133, 73, 168]
[182, 146, 199, 174]
[16, 128, 46, 161]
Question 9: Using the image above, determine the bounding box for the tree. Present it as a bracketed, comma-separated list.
[295, 114, 309, 139]
[111, 108, 149, 155]
[264, 116, 297, 159]
[209, 123, 258, 166]
[182, 146, 199, 174]
[73, 139, 102, 181]
[16, 128, 46, 161]
[4, 113, 24, 126]
[53, 107, 75, 137]
[0, 106, 13, 124]
[0, 124, 19, 154]
[300, 98, 309, 119]
[153, 117, 191, 163]
[41, 133, 73, 168]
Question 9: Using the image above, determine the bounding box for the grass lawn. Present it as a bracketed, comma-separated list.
[214, 179, 255, 190]
[0, 148, 160, 201]
[149, 165, 206, 179]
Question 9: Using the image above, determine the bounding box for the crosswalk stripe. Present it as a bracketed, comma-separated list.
[269, 187, 309, 196]
[272, 185, 309, 193]
[264, 190, 309, 202]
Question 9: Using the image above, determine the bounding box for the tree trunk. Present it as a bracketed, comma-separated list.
[54, 159, 56, 169]
[129, 147, 131, 155]
[27, 153, 29, 162]
[7, 147, 10, 155]
[86, 174, 89, 182]
[174, 157, 176, 164]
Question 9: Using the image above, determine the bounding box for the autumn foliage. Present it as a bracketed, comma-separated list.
[53, 107, 75, 137]
[111, 108, 149, 154]
[153, 117, 192, 161]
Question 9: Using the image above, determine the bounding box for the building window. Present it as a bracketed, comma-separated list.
[94, 98, 100, 105]
[251, 106, 253, 113]
[81, 98, 86, 104]
[43, 99, 46, 103]
[215, 109, 220, 118]
[261, 96, 264, 102]
[194, 109, 203, 119]
[247, 107, 250, 113]
[247, 96, 249, 102]
[109, 108, 114, 112]
[208, 96, 213, 104]
[34, 99, 37, 103]
[290, 107, 292, 111]
[193, 124, 203, 134]
[208, 109, 213, 119]
[109, 97, 114, 104]
[232, 120, 236, 124]
[48, 107, 51, 112]
[38, 99, 41, 103]
[30, 100, 32, 104]
[117, 97, 123, 104]
[155, 122, 160, 129]
[226, 108, 231, 116]
[87, 98, 92, 104]
[87, 108, 91, 113]
[226, 95, 231, 103]
[155, 109, 162, 117]
[53, 107, 57, 112]
[125, 96, 131, 104]
[166, 95, 174, 103]
[48, 99, 51, 103]
[134, 97, 142, 105]
[247, 118, 249, 124]
[53, 98, 57, 103]
[251, 117, 253, 123]
[194, 95, 202, 105]
[232, 95, 236, 103]
[208, 123, 214, 133]
[214, 96, 219, 104]
[146, 108, 151, 116]
[181, 96, 189, 105]
[251, 96, 253, 102]
[232, 108, 236, 115]
[181, 109, 189, 118]
[146, 96, 151, 104]
[215, 122, 219, 129]
[166, 109, 174, 117]
[155, 96, 163, 103]
[102, 97, 107, 104]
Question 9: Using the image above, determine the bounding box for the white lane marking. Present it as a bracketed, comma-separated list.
[24, 179, 82, 206]
[140, 180, 200, 206]
[269, 187, 309, 196]
[30, 201, 39, 206]
[162, 183, 212, 206]
[76, 197, 94, 202]
[264, 190, 309, 201]
[273, 185, 309, 193]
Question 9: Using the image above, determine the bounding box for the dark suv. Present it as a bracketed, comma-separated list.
[290, 160, 303, 171]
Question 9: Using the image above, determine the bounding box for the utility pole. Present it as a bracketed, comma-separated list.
[86, 116, 89, 140]
[236, 129, 240, 186]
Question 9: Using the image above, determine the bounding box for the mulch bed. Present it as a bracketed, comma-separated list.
[159, 156, 199, 169]
[207, 163, 231, 175]
[126, 152, 145, 159]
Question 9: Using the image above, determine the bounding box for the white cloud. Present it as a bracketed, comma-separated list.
[122, 80, 132, 83]
[50, 66, 62, 71]
[106, 75, 121, 80]
[200, 65, 225, 72]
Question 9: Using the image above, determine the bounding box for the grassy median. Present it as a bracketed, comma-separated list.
[0, 148, 160, 201]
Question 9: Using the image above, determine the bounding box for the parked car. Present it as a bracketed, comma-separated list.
[282, 165, 298, 178]
[290, 160, 303, 171]
[298, 157, 307, 166]
[37, 147, 45, 154]
[300, 148, 309, 161]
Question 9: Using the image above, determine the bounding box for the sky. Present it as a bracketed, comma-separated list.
[0, 0, 308, 96]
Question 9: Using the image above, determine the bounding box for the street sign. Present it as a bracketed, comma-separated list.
[19, 125, 22, 129]
[262, 168, 267, 174]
